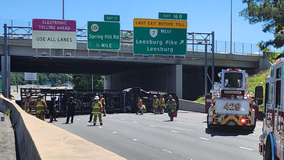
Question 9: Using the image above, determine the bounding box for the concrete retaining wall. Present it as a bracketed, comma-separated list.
[179, 99, 205, 113]
[0, 95, 40, 160]
[0, 94, 125, 160]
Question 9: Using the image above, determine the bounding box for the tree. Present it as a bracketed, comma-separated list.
[72, 74, 104, 91]
[240, 0, 284, 49]
[10, 72, 72, 85]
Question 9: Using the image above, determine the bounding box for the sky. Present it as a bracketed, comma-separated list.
[0, 0, 278, 51]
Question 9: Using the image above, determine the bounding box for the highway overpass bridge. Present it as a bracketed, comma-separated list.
[0, 28, 270, 100]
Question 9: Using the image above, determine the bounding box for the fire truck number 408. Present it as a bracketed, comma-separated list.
[223, 102, 241, 111]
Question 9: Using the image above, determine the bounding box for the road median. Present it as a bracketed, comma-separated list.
[0, 94, 126, 160]
[179, 99, 205, 113]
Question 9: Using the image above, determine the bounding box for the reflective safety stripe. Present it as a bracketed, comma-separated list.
[93, 103, 100, 109]
[160, 98, 166, 106]
[36, 110, 44, 113]
[92, 112, 101, 115]
[153, 99, 159, 108]
[36, 101, 44, 107]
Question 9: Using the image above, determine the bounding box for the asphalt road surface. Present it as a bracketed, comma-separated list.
[51, 111, 263, 160]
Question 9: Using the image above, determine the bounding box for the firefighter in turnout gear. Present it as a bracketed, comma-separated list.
[159, 94, 166, 114]
[92, 96, 103, 125]
[25, 96, 32, 114]
[136, 97, 146, 115]
[34, 94, 47, 121]
[166, 95, 176, 121]
[153, 95, 159, 114]
[100, 94, 106, 117]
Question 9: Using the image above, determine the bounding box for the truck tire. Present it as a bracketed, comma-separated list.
[265, 138, 273, 160]
[207, 114, 212, 129]
[250, 118, 256, 131]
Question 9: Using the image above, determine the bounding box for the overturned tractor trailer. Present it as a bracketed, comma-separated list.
[19, 87, 178, 115]
[122, 87, 179, 113]
[206, 68, 259, 130]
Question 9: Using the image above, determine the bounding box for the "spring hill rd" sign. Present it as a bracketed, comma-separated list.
[133, 18, 187, 55]
[32, 19, 77, 49]
[87, 21, 120, 50]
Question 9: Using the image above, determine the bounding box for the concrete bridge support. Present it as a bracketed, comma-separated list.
[104, 64, 183, 98]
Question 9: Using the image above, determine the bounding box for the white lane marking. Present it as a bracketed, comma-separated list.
[239, 146, 253, 151]
[150, 125, 156, 128]
[98, 126, 102, 129]
[109, 115, 113, 117]
[77, 119, 80, 120]
[171, 130, 179, 133]
[199, 137, 209, 141]
[120, 118, 124, 120]
[162, 149, 173, 154]
[133, 121, 138, 123]
[112, 132, 117, 134]
[133, 139, 139, 141]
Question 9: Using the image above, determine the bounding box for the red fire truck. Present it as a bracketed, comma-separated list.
[207, 68, 259, 130]
[258, 58, 284, 160]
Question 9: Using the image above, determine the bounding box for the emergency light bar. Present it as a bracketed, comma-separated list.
[224, 91, 242, 94]
[275, 58, 284, 63]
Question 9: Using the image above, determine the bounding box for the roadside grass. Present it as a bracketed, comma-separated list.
[194, 69, 269, 112]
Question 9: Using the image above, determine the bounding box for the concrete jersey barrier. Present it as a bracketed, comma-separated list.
[179, 99, 205, 113]
[0, 94, 126, 160]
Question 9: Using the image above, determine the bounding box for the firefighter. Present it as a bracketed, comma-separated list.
[153, 95, 159, 114]
[136, 97, 146, 115]
[100, 94, 106, 117]
[166, 95, 177, 121]
[34, 94, 47, 121]
[66, 97, 77, 124]
[159, 94, 166, 114]
[24, 95, 32, 114]
[92, 96, 103, 125]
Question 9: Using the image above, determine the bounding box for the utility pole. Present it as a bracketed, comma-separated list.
[92, 75, 93, 92]
[62, 0, 64, 20]
[230, 0, 233, 54]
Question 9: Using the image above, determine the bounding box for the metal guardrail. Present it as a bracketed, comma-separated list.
[2, 26, 263, 57]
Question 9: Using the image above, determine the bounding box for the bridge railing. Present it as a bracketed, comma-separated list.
[1, 25, 263, 57]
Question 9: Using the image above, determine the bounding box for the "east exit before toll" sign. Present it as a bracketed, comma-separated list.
[133, 18, 187, 55]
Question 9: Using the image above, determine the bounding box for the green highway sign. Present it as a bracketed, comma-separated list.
[0, 72, 2, 92]
[159, 12, 187, 20]
[104, 15, 120, 22]
[88, 21, 120, 50]
[133, 19, 187, 55]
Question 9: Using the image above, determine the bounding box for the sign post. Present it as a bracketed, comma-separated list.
[133, 19, 187, 55]
[87, 21, 120, 50]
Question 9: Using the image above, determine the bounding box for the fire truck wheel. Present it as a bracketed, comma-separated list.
[250, 118, 256, 131]
[207, 114, 213, 129]
[265, 138, 273, 160]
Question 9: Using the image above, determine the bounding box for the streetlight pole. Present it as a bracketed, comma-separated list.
[230, 0, 232, 54]
[62, 0, 64, 20]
